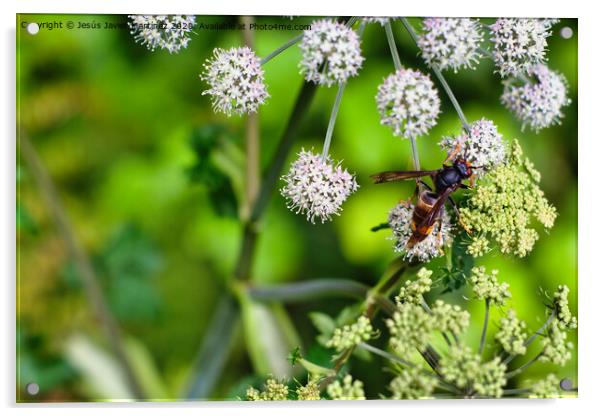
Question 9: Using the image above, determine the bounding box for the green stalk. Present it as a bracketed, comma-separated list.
[479, 299, 490, 355]
[260, 34, 303, 66]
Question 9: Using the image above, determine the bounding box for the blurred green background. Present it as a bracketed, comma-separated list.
[16, 15, 577, 401]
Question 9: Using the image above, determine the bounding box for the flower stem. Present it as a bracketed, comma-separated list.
[260, 33, 303, 66]
[505, 351, 543, 379]
[384, 19, 421, 171]
[479, 299, 490, 355]
[399, 17, 471, 134]
[246, 278, 369, 303]
[321, 81, 346, 161]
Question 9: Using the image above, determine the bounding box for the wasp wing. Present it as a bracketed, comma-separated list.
[371, 170, 439, 184]
[417, 184, 458, 230]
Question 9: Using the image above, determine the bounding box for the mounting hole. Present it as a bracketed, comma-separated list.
[560, 27, 573, 39]
[26, 383, 40, 396]
[26, 22, 40, 35]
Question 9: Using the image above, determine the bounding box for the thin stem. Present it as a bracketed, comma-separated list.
[321, 82, 346, 161]
[241, 16, 260, 218]
[400, 17, 471, 134]
[504, 312, 555, 365]
[479, 299, 490, 355]
[385, 21, 402, 71]
[260, 33, 303, 66]
[19, 132, 145, 399]
[502, 388, 531, 396]
[505, 352, 543, 379]
[420, 298, 452, 347]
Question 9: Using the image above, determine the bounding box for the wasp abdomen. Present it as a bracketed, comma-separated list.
[408, 191, 439, 246]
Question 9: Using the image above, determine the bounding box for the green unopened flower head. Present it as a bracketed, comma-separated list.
[528, 374, 561, 398]
[386, 303, 435, 356]
[495, 309, 528, 355]
[431, 300, 470, 336]
[327, 374, 366, 400]
[470, 266, 511, 305]
[553, 285, 577, 329]
[327, 316, 375, 352]
[246, 377, 289, 401]
[296, 378, 321, 400]
[389, 367, 438, 399]
[460, 139, 557, 257]
[396, 267, 433, 305]
[540, 320, 573, 366]
[440, 344, 507, 398]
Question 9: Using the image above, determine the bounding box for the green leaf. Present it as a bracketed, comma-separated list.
[439, 237, 474, 293]
[309, 312, 336, 337]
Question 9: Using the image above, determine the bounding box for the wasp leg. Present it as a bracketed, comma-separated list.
[448, 196, 472, 235]
[469, 174, 476, 188]
[444, 141, 463, 164]
[419, 179, 433, 191]
[436, 217, 445, 256]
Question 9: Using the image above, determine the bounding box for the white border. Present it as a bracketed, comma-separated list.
[3, 0, 600, 415]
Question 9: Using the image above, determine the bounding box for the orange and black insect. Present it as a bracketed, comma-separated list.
[371, 148, 479, 248]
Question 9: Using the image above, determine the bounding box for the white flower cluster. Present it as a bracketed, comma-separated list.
[376, 68, 441, 139]
[299, 19, 364, 87]
[280, 150, 358, 224]
[128, 15, 196, 53]
[501, 64, 571, 132]
[489, 18, 555, 77]
[439, 118, 507, 173]
[362, 17, 391, 26]
[418, 17, 483, 72]
[200, 47, 269, 116]
[327, 375, 366, 400]
[388, 201, 452, 262]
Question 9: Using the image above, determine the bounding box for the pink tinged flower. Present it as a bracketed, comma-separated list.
[200, 46, 269, 116]
[500, 64, 571, 132]
[418, 17, 483, 72]
[299, 19, 364, 87]
[280, 150, 359, 223]
[489, 18, 556, 77]
[376, 68, 441, 139]
[128, 15, 196, 53]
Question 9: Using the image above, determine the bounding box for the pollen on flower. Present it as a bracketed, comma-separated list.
[460, 140, 557, 257]
[327, 375, 366, 400]
[299, 19, 364, 87]
[418, 17, 483, 72]
[280, 150, 358, 223]
[128, 15, 196, 53]
[387, 201, 452, 262]
[439, 118, 507, 174]
[376, 68, 441, 139]
[501, 64, 571, 132]
[489, 18, 556, 77]
[200, 46, 269, 116]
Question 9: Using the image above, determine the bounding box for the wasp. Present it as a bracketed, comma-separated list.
[371, 146, 479, 248]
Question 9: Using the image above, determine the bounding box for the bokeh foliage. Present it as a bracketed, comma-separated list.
[17, 15, 577, 401]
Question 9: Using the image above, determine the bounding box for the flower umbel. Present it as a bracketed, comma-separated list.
[388, 201, 452, 262]
[376, 68, 441, 139]
[460, 140, 557, 257]
[553, 285, 577, 329]
[489, 18, 555, 77]
[280, 150, 358, 223]
[128, 15, 196, 53]
[200, 47, 269, 116]
[470, 266, 511, 306]
[396, 268, 433, 304]
[528, 374, 561, 398]
[418, 17, 483, 72]
[540, 320, 573, 366]
[439, 118, 507, 174]
[388, 367, 438, 399]
[495, 309, 528, 355]
[327, 375, 366, 400]
[299, 19, 364, 87]
[327, 316, 375, 352]
[246, 377, 289, 401]
[501, 64, 571, 132]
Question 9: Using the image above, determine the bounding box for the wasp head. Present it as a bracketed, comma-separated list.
[454, 159, 473, 179]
